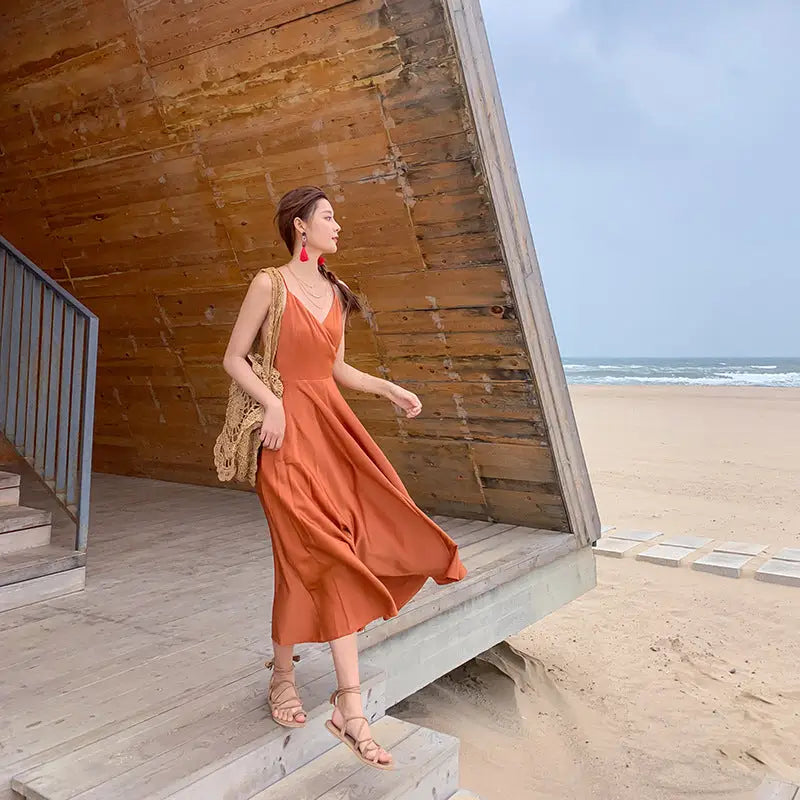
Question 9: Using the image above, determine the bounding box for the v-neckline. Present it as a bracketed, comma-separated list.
[278, 270, 336, 329]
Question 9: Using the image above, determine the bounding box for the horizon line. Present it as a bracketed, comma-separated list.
[561, 355, 799, 360]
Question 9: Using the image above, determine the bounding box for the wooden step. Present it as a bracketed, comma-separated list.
[0, 503, 50, 533]
[0, 543, 86, 611]
[12, 654, 387, 800]
[0, 564, 85, 612]
[0, 503, 52, 554]
[0, 543, 80, 587]
[249, 716, 460, 800]
[0, 469, 21, 505]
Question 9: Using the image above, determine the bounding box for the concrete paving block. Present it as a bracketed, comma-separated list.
[714, 541, 768, 557]
[755, 777, 800, 800]
[593, 537, 639, 558]
[660, 535, 713, 549]
[691, 552, 752, 578]
[609, 529, 661, 543]
[774, 548, 800, 563]
[755, 559, 800, 587]
[636, 544, 696, 566]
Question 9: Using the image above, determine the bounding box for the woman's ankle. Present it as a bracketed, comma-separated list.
[337, 692, 364, 712]
[269, 651, 299, 672]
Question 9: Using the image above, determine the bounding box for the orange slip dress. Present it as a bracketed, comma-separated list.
[255, 270, 468, 646]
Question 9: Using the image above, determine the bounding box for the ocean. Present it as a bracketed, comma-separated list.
[562, 357, 800, 387]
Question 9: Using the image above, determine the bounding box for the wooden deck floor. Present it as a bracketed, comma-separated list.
[0, 473, 591, 799]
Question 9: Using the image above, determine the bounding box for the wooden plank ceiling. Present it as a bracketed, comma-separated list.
[0, 0, 569, 530]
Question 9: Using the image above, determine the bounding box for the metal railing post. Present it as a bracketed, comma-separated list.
[0, 236, 99, 553]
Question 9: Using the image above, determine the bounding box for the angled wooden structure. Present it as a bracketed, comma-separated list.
[0, 0, 597, 540]
[0, 0, 600, 797]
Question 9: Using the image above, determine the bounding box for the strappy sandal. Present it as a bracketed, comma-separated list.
[324, 685, 394, 770]
[264, 654, 306, 728]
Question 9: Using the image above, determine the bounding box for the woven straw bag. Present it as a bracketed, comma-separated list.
[213, 267, 286, 485]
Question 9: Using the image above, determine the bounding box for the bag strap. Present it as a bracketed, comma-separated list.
[258, 267, 285, 373]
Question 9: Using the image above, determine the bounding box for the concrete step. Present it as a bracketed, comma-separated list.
[0, 469, 21, 505]
[0, 503, 52, 554]
[12, 654, 387, 800]
[249, 715, 460, 800]
[448, 791, 485, 799]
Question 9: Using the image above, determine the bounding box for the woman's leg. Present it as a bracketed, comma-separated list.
[328, 632, 392, 765]
[270, 640, 306, 724]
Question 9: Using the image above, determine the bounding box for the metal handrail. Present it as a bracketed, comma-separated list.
[0, 235, 98, 551]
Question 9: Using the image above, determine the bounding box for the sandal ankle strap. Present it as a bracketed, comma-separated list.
[265, 654, 301, 672]
[329, 684, 361, 705]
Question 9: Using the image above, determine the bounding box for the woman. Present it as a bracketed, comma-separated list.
[222, 186, 468, 770]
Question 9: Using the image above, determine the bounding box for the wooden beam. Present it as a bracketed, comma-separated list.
[443, 0, 600, 545]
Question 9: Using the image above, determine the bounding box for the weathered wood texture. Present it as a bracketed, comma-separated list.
[0, 473, 593, 799]
[0, 0, 592, 532]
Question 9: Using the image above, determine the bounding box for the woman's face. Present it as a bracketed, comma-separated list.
[299, 199, 341, 255]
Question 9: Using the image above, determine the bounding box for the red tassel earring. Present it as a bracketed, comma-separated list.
[299, 231, 309, 262]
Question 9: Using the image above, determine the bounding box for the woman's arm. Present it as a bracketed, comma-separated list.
[331, 327, 391, 397]
[222, 270, 282, 411]
[332, 345, 391, 396]
[330, 284, 390, 396]
[331, 285, 422, 418]
[332, 332, 422, 418]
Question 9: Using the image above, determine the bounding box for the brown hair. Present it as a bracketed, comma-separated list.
[274, 186, 361, 316]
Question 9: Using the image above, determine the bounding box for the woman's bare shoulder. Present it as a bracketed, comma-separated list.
[252, 268, 274, 289]
[252, 268, 288, 301]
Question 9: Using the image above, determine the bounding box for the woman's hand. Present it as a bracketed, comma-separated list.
[386, 383, 422, 418]
[259, 402, 286, 450]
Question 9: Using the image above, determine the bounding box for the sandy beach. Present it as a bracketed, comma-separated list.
[394, 386, 800, 799]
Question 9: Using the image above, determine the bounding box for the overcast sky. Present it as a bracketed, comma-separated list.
[480, 0, 799, 357]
